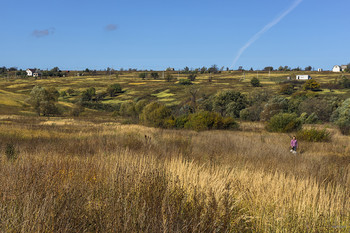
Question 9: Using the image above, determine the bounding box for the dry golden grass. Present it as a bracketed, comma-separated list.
[0, 117, 349, 232]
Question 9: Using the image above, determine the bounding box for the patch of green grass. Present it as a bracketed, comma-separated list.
[152, 89, 175, 98]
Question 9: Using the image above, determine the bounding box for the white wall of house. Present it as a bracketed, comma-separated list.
[332, 65, 341, 72]
[318, 68, 323, 72]
[296, 75, 311, 80]
[26, 69, 33, 76]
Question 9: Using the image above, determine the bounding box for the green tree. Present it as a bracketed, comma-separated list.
[107, 83, 122, 97]
[263, 66, 273, 71]
[188, 73, 197, 81]
[28, 86, 60, 116]
[139, 72, 147, 80]
[213, 91, 247, 117]
[150, 72, 159, 79]
[251, 77, 261, 87]
[82, 87, 96, 101]
[165, 73, 173, 82]
[305, 66, 312, 71]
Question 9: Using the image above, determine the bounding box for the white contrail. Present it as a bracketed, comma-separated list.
[231, 0, 303, 68]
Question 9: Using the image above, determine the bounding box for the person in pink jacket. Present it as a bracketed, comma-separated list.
[290, 136, 298, 154]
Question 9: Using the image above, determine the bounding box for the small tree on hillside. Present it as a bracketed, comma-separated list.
[107, 83, 122, 97]
[251, 77, 261, 87]
[165, 73, 173, 82]
[150, 72, 159, 79]
[81, 87, 96, 101]
[263, 66, 273, 71]
[188, 73, 197, 81]
[305, 66, 312, 71]
[28, 86, 60, 116]
[139, 73, 147, 80]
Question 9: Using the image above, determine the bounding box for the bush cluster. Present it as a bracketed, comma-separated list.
[296, 128, 331, 142]
[183, 111, 238, 131]
[266, 113, 302, 133]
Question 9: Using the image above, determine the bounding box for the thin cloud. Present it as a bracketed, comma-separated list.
[32, 28, 55, 38]
[105, 24, 118, 31]
[231, 0, 303, 68]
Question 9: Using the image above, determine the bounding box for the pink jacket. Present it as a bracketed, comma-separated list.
[290, 139, 298, 148]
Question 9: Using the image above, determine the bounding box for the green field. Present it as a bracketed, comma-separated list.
[1, 71, 349, 116]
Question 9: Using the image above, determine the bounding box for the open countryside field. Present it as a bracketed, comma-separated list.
[1, 71, 350, 232]
[1, 71, 350, 116]
[0, 116, 349, 232]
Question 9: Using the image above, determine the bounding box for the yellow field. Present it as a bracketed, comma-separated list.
[0, 117, 349, 232]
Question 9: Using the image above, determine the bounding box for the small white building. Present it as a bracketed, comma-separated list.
[332, 65, 342, 72]
[296, 75, 311, 80]
[332, 65, 348, 72]
[318, 68, 323, 72]
[26, 68, 41, 77]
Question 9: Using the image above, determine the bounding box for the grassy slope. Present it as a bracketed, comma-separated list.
[0, 117, 349, 232]
[0, 71, 349, 116]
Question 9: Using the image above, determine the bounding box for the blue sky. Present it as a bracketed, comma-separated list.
[1, 0, 349, 70]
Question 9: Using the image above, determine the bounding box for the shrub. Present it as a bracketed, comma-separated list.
[139, 73, 147, 80]
[107, 83, 122, 97]
[338, 76, 350, 88]
[302, 79, 320, 91]
[119, 101, 137, 118]
[260, 96, 288, 121]
[140, 102, 172, 128]
[5, 143, 17, 161]
[331, 98, 350, 135]
[239, 104, 263, 121]
[279, 84, 295, 95]
[188, 74, 197, 81]
[213, 91, 247, 117]
[178, 79, 193, 85]
[184, 111, 238, 131]
[296, 128, 331, 142]
[81, 87, 96, 101]
[150, 72, 159, 79]
[71, 104, 85, 117]
[251, 77, 261, 87]
[175, 115, 189, 129]
[305, 112, 319, 124]
[266, 113, 302, 133]
[135, 99, 149, 114]
[299, 98, 333, 122]
[66, 88, 75, 96]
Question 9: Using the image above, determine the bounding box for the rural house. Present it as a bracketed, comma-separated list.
[296, 75, 311, 80]
[26, 69, 41, 77]
[332, 65, 348, 72]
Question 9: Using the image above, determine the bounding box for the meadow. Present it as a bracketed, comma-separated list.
[0, 71, 350, 232]
[0, 116, 349, 232]
[0, 70, 349, 116]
